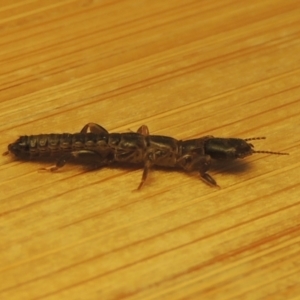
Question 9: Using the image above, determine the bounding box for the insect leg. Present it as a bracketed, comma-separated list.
[137, 125, 149, 136]
[138, 147, 177, 189]
[80, 123, 109, 134]
[40, 150, 106, 172]
[197, 156, 218, 187]
[138, 159, 153, 190]
[137, 149, 159, 189]
[128, 125, 149, 135]
[178, 154, 218, 187]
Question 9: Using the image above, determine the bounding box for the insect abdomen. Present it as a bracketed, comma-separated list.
[8, 133, 110, 157]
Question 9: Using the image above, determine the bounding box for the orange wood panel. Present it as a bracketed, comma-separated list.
[0, 1, 299, 299]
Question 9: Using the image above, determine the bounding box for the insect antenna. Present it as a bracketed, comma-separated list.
[244, 137, 289, 155]
[252, 150, 289, 155]
[244, 137, 266, 141]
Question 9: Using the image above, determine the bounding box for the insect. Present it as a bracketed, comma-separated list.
[3, 123, 289, 189]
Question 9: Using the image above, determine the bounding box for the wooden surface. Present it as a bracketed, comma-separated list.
[0, 1, 300, 299]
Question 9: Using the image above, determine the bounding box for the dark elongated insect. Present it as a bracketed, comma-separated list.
[3, 123, 289, 189]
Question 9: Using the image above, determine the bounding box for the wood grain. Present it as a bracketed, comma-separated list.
[0, 0, 299, 299]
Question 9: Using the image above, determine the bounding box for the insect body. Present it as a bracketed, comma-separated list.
[4, 123, 289, 189]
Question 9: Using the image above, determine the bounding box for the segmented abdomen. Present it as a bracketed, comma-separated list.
[8, 133, 109, 157]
